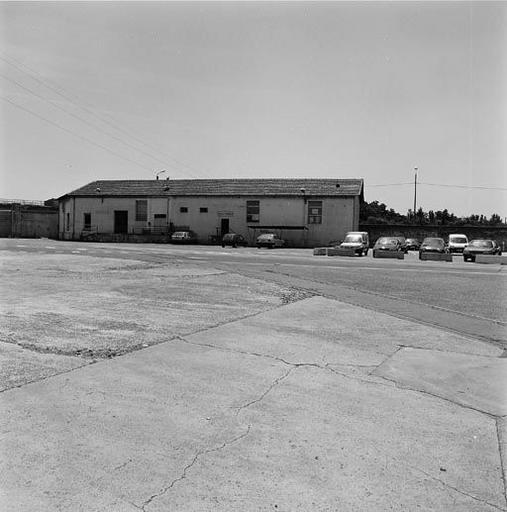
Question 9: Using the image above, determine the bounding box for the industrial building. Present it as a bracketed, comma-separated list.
[57, 178, 364, 247]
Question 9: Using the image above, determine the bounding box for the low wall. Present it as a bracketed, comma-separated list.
[0, 205, 58, 238]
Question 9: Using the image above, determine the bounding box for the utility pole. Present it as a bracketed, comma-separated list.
[413, 167, 418, 220]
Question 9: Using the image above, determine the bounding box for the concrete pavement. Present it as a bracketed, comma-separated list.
[1, 296, 505, 511]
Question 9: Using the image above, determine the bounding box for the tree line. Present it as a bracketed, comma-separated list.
[360, 200, 505, 226]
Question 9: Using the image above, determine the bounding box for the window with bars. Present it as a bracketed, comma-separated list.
[200, 207, 208, 213]
[83, 213, 91, 229]
[308, 200, 323, 224]
[180, 206, 188, 213]
[135, 200, 148, 221]
[246, 200, 260, 222]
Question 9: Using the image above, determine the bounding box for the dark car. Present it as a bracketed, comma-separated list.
[170, 230, 198, 244]
[405, 238, 420, 251]
[221, 233, 248, 248]
[256, 233, 285, 249]
[419, 237, 447, 259]
[372, 237, 402, 258]
[463, 239, 502, 262]
[394, 236, 408, 253]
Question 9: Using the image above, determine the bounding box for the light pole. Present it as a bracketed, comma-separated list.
[413, 167, 418, 220]
[155, 169, 167, 180]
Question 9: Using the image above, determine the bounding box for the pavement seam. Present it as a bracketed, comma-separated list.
[496, 418, 507, 505]
[138, 425, 252, 511]
[372, 372, 499, 419]
[0, 360, 93, 395]
[409, 465, 507, 511]
[230, 266, 507, 347]
[176, 334, 507, 416]
[236, 265, 507, 325]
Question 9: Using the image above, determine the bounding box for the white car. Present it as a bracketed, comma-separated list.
[448, 234, 468, 253]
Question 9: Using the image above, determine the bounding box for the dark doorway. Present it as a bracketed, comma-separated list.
[114, 210, 128, 234]
[220, 218, 230, 237]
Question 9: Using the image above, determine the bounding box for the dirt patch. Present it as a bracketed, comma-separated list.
[1, 253, 313, 366]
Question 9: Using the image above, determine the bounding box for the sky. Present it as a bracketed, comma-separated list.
[1, 1, 506, 218]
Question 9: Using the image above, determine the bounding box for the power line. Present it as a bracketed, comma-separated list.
[0, 71, 191, 176]
[0, 53, 211, 179]
[1, 95, 155, 172]
[419, 182, 507, 191]
[368, 182, 506, 191]
[368, 182, 412, 187]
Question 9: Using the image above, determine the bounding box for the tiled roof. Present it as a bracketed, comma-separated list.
[62, 178, 363, 198]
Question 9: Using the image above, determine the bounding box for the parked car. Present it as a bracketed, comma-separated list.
[221, 233, 248, 248]
[170, 230, 198, 244]
[419, 237, 447, 259]
[448, 234, 469, 253]
[393, 236, 408, 253]
[256, 233, 285, 249]
[463, 239, 502, 262]
[372, 237, 402, 257]
[339, 231, 370, 256]
[405, 238, 420, 251]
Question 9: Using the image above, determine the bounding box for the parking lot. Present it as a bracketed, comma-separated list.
[1, 239, 506, 511]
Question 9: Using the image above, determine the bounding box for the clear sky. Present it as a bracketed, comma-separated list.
[1, 1, 506, 218]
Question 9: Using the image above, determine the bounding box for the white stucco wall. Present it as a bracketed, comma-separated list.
[59, 195, 359, 246]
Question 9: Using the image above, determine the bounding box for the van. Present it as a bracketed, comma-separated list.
[339, 231, 370, 256]
[448, 234, 468, 253]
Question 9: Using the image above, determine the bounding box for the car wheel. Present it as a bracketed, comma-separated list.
[221, 244, 225, 248]
[372, 250, 377, 258]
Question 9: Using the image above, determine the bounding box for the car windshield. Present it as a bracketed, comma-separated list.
[258, 234, 274, 240]
[173, 232, 185, 236]
[469, 240, 493, 248]
[376, 238, 397, 245]
[344, 235, 362, 243]
[422, 238, 443, 246]
[450, 236, 467, 244]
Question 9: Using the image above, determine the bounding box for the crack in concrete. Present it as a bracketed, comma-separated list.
[138, 425, 252, 511]
[113, 458, 132, 471]
[411, 466, 507, 511]
[496, 419, 507, 504]
[174, 336, 395, 391]
[234, 367, 294, 415]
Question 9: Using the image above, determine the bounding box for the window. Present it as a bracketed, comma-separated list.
[200, 207, 208, 213]
[135, 200, 147, 221]
[308, 200, 322, 224]
[66, 212, 70, 231]
[180, 207, 188, 213]
[246, 200, 260, 223]
[83, 213, 91, 229]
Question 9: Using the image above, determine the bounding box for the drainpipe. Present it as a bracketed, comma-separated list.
[72, 197, 76, 240]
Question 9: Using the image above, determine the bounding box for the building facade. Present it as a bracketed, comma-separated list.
[58, 178, 364, 247]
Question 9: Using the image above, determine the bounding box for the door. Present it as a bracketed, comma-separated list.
[220, 218, 230, 237]
[153, 214, 167, 233]
[114, 210, 128, 234]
